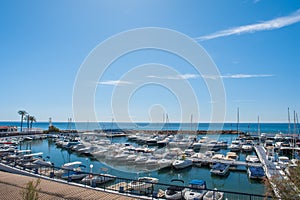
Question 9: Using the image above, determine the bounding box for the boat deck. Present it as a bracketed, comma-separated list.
[0, 171, 138, 200]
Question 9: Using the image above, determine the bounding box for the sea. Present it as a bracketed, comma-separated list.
[0, 121, 297, 133]
[1, 122, 298, 196]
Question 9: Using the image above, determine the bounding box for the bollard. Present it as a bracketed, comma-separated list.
[119, 186, 124, 193]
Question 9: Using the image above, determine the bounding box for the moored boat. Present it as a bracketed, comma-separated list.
[184, 179, 207, 200]
[81, 173, 116, 185]
[210, 163, 230, 176]
[172, 159, 193, 170]
[247, 166, 265, 180]
[245, 155, 259, 163]
[203, 188, 224, 200]
[128, 177, 159, 191]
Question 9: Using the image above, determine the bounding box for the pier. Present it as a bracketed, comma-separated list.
[254, 145, 278, 178]
[192, 157, 262, 168]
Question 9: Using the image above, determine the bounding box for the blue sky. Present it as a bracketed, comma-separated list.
[0, 1, 299, 123]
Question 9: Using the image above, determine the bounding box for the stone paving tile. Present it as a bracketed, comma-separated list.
[0, 171, 139, 200]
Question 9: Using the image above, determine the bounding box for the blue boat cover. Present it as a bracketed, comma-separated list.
[249, 166, 265, 177]
[189, 180, 206, 186]
[213, 163, 228, 171]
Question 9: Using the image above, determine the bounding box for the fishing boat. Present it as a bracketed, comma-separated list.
[210, 163, 230, 176]
[128, 177, 158, 191]
[81, 173, 116, 185]
[184, 180, 207, 200]
[247, 166, 265, 180]
[245, 155, 259, 163]
[203, 188, 224, 200]
[172, 159, 193, 170]
[165, 179, 187, 200]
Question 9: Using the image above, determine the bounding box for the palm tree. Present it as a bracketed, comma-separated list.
[29, 116, 36, 129]
[18, 110, 27, 132]
[24, 115, 30, 131]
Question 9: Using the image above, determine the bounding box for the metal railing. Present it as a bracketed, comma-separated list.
[28, 165, 272, 200]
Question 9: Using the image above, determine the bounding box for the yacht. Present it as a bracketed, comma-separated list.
[172, 159, 193, 170]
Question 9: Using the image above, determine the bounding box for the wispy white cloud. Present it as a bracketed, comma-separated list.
[203, 74, 274, 80]
[97, 80, 132, 86]
[221, 74, 273, 79]
[197, 9, 300, 41]
[147, 73, 200, 80]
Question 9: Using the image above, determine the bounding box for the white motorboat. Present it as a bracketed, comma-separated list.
[241, 144, 253, 152]
[165, 179, 187, 200]
[32, 159, 52, 167]
[228, 141, 241, 152]
[247, 166, 265, 180]
[81, 174, 116, 185]
[134, 156, 149, 165]
[184, 180, 207, 200]
[210, 163, 230, 176]
[203, 188, 224, 200]
[55, 161, 83, 177]
[126, 154, 138, 163]
[172, 159, 193, 170]
[212, 154, 225, 160]
[61, 170, 86, 181]
[158, 159, 173, 169]
[278, 156, 290, 169]
[225, 152, 239, 161]
[245, 155, 259, 163]
[128, 177, 158, 191]
[19, 152, 43, 164]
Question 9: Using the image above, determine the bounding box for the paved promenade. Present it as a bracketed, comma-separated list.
[0, 171, 139, 200]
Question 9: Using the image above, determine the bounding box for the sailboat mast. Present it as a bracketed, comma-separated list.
[258, 116, 261, 145]
[237, 108, 239, 137]
[288, 107, 291, 134]
[190, 114, 193, 132]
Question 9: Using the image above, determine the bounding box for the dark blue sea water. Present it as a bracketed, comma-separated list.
[0, 121, 298, 133]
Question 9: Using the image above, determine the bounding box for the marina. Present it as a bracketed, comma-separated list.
[1, 121, 299, 199]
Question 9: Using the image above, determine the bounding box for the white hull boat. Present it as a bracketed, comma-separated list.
[203, 189, 224, 200]
[129, 177, 158, 191]
[172, 159, 193, 169]
[184, 180, 207, 200]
